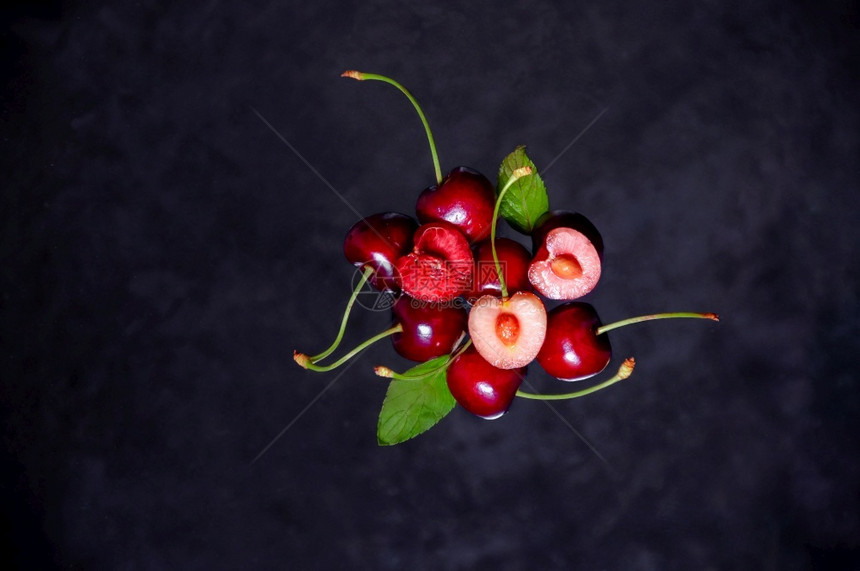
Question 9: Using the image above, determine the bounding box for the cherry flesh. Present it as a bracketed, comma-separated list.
[344, 212, 418, 292]
[416, 167, 497, 244]
[395, 221, 474, 303]
[467, 237, 533, 303]
[531, 210, 604, 258]
[468, 291, 547, 369]
[390, 295, 467, 362]
[536, 302, 611, 381]
[529, 212, 604, 300]
[446, 345, 526, 419]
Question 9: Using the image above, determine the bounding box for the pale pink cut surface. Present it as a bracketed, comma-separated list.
[529, 227, 602, 300]
[468, 292, 547, 369]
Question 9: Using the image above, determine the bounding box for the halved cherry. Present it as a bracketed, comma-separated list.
[468, 291, 547, 369]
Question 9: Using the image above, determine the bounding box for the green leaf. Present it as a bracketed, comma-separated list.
[377, 356, 456, 446]
[496, 145, 550, 233]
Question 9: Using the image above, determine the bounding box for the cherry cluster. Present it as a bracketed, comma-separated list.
[294, 71, 718, 444]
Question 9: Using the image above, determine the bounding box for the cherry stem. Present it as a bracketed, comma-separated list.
[342, 70, 442, 185]
[516, 358, 636, 400]
[596, 312, 719, 336]
[295, 323, 403, 373]
[374, 339, 473, 380]
[490, 166, 533, 299]
[307, 266, 374, 363]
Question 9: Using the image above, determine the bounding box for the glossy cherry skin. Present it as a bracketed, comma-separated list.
[416, 167, 497, 243]
[446, 346, 526, 419]
[467, 238, 533, 302]
[395, 221, 474, 303]
[390, 295, 467, 362]
[531, 210, 604, 259]
[344, 212, 418, 291]
[536, 302, 611, 381]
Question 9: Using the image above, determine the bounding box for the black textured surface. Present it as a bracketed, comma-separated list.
[3, 1, 860, 569]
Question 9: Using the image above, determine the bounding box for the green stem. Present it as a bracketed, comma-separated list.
[375, 339, 473, 380]
[309, 266, 374, 363]
[490, 166, 533, 299]
[342, 70, 442, 185]
[296, 323, 403, 373]
[516, 358, 635, 400]
[596, 312, 719, 336]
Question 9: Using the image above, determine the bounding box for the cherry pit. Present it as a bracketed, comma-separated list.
[293, 71, 719, 445]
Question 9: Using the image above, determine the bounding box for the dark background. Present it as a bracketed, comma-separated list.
[2, 0, 859, 568]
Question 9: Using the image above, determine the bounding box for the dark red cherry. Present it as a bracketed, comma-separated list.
[446, 345, 526, 419]
[468, 238, 533, 302]
[390, 295, 467, 362]
[416, 167, 497, 243]
[344, 212, 418, 291]
[395, 221, 473, 303]
[536, 302, 611, 381]
[529, 211, 603, 300]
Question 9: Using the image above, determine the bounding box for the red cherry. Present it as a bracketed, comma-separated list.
[344, 212, 418, 292]
[536, 302, 611, 381]
[446, 345, 526, 419]
[416, 167, 497, 243]
[468, 238, 533, 303]
[395, 221, 473, 303]
[390, 295, 467, 362]
[529, 211, 603, 300]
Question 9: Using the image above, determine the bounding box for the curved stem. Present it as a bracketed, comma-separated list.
[490, 166, 533, 299]
[596, 312, 719, 336]
[309, 267, 374, 363]
[295, 323, 403, 373]
[375, 339, 473, 380]
[342, 70, 442, 185]
[516, 358, 635, 400]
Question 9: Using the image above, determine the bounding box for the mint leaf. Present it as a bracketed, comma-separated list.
[497, 146, 550, 234]
[377, 356, 456, 446]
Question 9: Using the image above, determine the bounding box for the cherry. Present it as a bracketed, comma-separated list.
[530, 210, 604, 257]
[391, 295, 467, 362]
[529, 223, 603, 301]
[416, 167, 497, 243]
[395, 221, 474, 303]
[467, 237, 532, 303]
[446, 345, 526, 419]
[537, 302, 611, 381]
[537, 303, 720, 381]
[468, 291, 547, 369]
[344, 212, 418, 292]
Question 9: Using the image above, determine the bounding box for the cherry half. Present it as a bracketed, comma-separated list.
[344, 212, 418, 292]
[468, 237, 532, 303]
[391, 295, 467, 362]
[530, 210, 604, 257]
[416, 166, 497, 243]
[395, 221, 473, 303]
[446, 345, 526, 419]
[468, 291, 547, 370]
[529, 211, 604, 300]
